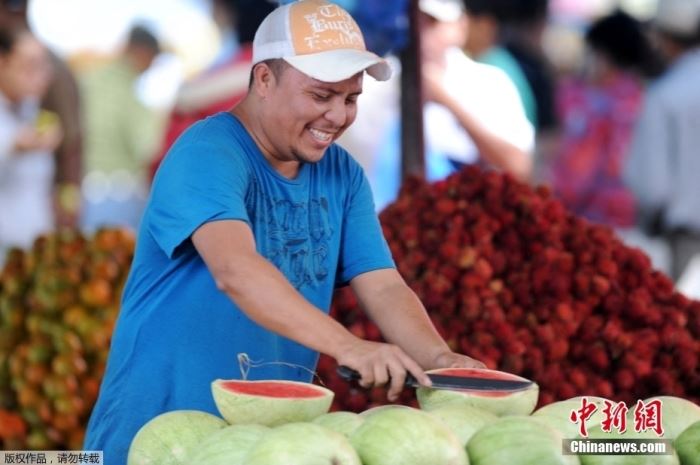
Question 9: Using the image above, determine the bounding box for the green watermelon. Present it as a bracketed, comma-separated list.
[350, 405, 468, 465]
[467, 416, 578, 465]
[244, 422, 361, 465]
[427, 403, 497, 447]
[675, 420, 700, 465]
[127, 410, 227, 465]
[187, 424, 269, 465]
[312, 411, 364, 438]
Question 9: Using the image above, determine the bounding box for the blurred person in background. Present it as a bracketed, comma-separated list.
[547, 10, 661, 229]
[625, 0, 700, 281]
[499, 0, 560, 180]
[340, 0, 534, 211]
[462, 0, 538, 127]
[499, 0, 558, 134]
[418, 0, 534, 181]
[0, 0, 83, 230]
[0, 21, 61, 262]
[79, 24, 163, 233]
[148, 0, 276, 180]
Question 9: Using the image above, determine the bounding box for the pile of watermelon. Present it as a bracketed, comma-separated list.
[128, 375, 700, 465]
[319, 166, 700, 411]
[0, 228, 134, 449]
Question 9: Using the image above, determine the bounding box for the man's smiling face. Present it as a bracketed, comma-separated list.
[256, 62, 363, 176]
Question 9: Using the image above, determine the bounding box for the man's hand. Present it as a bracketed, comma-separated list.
[335, 338, 432, 402]
[430, 350, 486, 370]
[347, 269, 487, 401]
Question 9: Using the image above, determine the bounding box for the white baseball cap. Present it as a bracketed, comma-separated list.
[252, 0, 392, 83]
[654, 0, 700, 38]
[419, 0, 465, 22]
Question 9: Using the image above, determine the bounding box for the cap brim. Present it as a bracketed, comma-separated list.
[419, 0, 464, 22]
[284, 49, 392, 83]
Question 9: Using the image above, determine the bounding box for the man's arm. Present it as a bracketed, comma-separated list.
[350, 267, 485, 371]
[192, 220, 430, 400]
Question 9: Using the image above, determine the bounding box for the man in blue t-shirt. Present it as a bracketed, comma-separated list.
[84, 1, 484, 463]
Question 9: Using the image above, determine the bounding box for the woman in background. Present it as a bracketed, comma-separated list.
[0, 22, 61, 261]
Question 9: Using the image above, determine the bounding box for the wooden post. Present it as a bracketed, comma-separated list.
[399, 0, 425, 180]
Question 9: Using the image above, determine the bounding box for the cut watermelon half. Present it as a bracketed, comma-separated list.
[416, 367, 539, 416]
[211, 379, 334, 426]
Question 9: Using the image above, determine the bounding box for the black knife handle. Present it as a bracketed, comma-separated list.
[336, 365, 417, 387]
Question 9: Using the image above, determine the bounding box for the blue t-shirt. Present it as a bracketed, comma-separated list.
[84, 112, 394, 464]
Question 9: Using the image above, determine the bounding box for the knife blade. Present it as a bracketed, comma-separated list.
[336, 366, 534, 392]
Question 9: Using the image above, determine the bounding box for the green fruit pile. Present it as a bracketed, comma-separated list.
[0, 228, 134, 449]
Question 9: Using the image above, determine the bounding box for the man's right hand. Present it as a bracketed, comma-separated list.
[334, 338, 432, 402]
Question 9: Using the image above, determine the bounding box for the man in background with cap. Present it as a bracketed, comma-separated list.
[79, 24, 163, 233]
[84, 1, 483, 462]
[624, 0, 700, 281]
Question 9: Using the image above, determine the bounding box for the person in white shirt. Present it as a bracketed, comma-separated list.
[419, 0, 534, 182]
[624, 0, 700, 280]
[338, 0, 534, 211]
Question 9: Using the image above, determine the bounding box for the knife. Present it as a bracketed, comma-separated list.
[336, 366, 534, 392]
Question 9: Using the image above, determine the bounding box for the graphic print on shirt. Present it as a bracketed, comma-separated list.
[247, 181, 333, 290]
